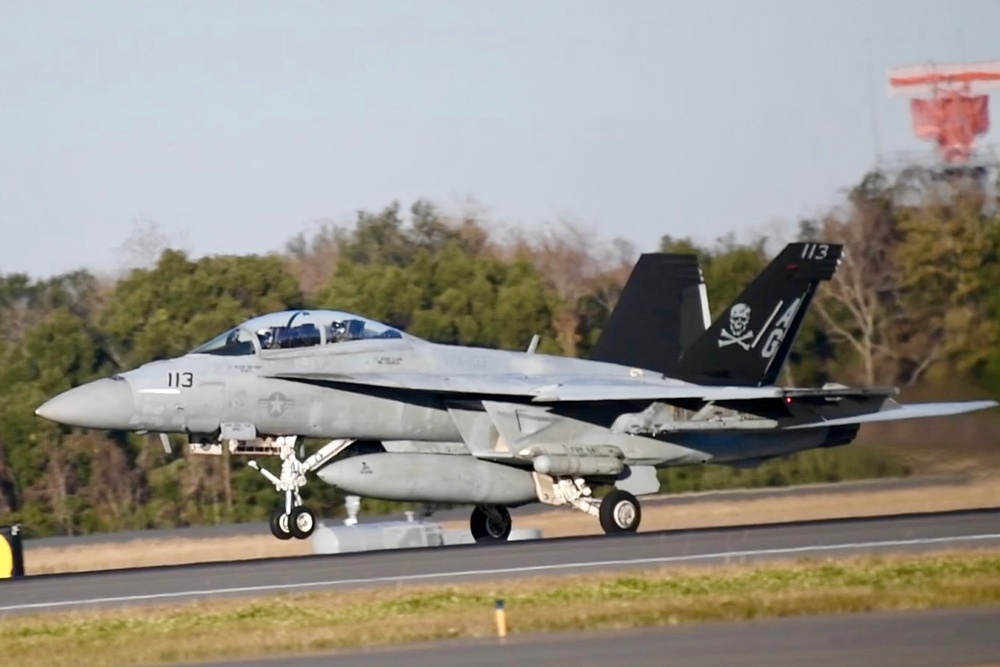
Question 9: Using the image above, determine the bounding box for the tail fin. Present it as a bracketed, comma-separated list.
[673, 242, 843, 386]
[589, 253, 709, 374]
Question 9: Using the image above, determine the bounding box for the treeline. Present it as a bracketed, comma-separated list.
[1, 169, 998, 536]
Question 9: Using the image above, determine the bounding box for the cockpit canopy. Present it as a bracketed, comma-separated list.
[189, 309, 405, 356]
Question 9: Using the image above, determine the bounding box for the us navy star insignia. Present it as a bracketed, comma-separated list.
[258, 392, 295, 417]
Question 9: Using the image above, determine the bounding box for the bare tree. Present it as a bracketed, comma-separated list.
[508, 218, 636, 356]
[284, 220, 341, 298]
[810, 176, 905, 386]
[177, 448, 231, 525]
[32, 440, 79, 534]
[76, 433, 144, 530]
[0, 437, 19, 514]
[115, 217, 189, 274]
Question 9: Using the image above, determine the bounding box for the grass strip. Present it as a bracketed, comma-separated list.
[4, 549, 1000, 667]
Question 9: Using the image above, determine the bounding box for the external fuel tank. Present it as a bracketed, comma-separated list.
[317, 453, 539, 505]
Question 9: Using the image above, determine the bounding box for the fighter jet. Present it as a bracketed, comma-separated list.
[35, 242, 997, 542]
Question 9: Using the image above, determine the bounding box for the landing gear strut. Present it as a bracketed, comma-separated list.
[470, 504, 512, 542]
[248, 436, 355, 540]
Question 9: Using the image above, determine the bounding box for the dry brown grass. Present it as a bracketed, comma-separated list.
[24, 472, 1000, 575]
[25, 533, 312, 575]
[5, 550, 1000, 667]
[461, 470, 1000, 539]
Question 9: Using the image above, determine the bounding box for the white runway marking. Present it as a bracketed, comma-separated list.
[4, 533, 999, 613]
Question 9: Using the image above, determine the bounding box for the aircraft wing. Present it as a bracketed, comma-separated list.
[785, 399, 998, 429]
[268, 371, 785, 402]
[528, 380, 783, 402]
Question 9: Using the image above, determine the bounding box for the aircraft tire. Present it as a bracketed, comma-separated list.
[269, 509, 293, 540]
[289, 506, 316, 539]
[470, 505, 512, 542]
[599, 489, 641, 534]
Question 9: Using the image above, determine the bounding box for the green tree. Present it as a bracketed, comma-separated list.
[894, 184, 1000, 383]
[318, 244, 557, 351]
[0, 270, 103, 341]
[335, 199, 486, 269]
[658, 233, 768, 320]
[101, 250, 305, 367]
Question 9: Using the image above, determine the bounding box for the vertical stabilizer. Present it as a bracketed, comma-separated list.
[674, 242, 843, 386]
[589, 253, 708, 374]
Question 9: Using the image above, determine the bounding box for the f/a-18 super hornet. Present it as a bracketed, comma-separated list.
[35, 242, 997, 541]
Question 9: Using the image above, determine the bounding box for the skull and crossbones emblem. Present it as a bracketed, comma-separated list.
[718, 303, 754, 350]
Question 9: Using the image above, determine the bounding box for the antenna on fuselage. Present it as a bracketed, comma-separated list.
[526, 334, 540, 354]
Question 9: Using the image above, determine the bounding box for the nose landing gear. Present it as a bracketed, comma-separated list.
[248, 436, 356, 540]
[269, 505, 317, 540]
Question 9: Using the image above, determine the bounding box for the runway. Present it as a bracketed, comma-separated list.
[203, 607, 1000, 667]
[2, 508, 999, 616]
[21, 473, 974, 550]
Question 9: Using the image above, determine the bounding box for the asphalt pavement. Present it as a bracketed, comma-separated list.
[196, 607, 1000, 667]
[2, 507, 998, 616]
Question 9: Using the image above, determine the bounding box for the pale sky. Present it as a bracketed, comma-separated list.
[2, 0, 998, 279]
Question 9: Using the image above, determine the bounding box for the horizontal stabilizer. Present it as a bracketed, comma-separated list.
[786, 399, 998, 429]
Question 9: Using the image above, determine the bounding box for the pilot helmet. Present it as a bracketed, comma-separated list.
[257, 327, 275, 348]
[329, 320, 348, 341]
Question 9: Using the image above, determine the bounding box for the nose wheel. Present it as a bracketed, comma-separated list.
[269, 508, 292, 540]
[270, 506, 316, 540]
[288, 506, 316, 538]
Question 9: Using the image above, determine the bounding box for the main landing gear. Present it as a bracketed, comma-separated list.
[598, 489, 641, 534]
[248, 436, 356, 540]
[465, 482, 642, 543]
[532, 474, 643, 536]
[470, 504, 512, 542]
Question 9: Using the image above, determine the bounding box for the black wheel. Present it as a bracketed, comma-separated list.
[269, 508, 293, 540]
[470, 505, 512, 542]
[289, 506, 316, 539]
[599, 489, 641, 534]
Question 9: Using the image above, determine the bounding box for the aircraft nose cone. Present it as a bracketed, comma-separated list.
[35, 377, 135, 430]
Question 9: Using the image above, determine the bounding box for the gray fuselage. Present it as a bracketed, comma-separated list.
[77, 335, 842, 467]
[122, 336, 630, 440]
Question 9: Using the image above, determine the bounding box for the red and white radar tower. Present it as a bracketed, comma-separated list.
[888, 60, 1000, 164]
